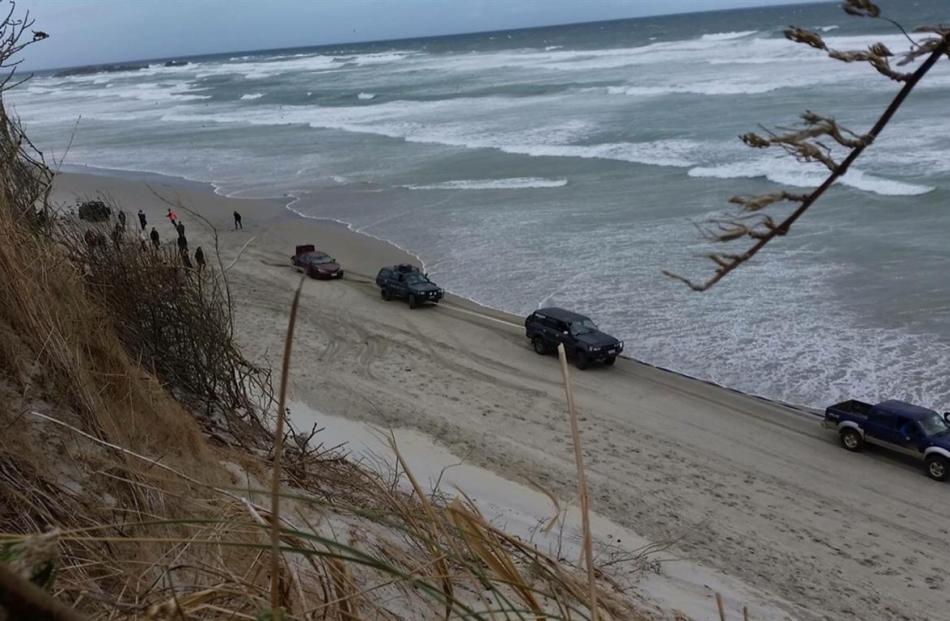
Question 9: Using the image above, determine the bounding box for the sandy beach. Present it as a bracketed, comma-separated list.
[52, 169, 950, 621]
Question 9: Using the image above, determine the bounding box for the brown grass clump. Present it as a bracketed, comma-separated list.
[54, 202, 274, 448]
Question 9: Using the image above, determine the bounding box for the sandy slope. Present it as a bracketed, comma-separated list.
[53, 170, 950, 621]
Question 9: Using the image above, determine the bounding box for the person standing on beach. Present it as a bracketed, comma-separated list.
[167, 208, 178, 228]
[233, 210, 243, 230]
[194, 246, 206, 271]
[118, 210, 127, 230]
[150, 227, 160, 248]
[138, 209, 147, 230]
[176, 221, 185, 238]
[177, 231, 188, 253]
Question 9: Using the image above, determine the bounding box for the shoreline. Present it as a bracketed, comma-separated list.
[50, 168, 950, 621]
[56, 162, 820, 417]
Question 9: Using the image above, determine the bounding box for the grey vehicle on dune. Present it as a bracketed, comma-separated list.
[376, 264, 444, 309]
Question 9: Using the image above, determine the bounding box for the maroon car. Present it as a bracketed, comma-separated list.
[291, 244, 343, 280]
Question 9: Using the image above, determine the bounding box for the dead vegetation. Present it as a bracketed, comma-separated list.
[667, 0, 950, 291]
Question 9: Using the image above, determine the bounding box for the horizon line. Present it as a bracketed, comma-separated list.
[27, 0, 828, 73]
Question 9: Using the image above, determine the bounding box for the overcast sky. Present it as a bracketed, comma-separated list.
[18, 0, 818, 70]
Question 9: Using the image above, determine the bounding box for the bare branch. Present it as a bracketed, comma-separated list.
[784, 27, 827, 51]
[827, 47, 911, 82]
[668, 33, 950, 291]
[841, 0, 880, 19]
[728, 191, 806, 212]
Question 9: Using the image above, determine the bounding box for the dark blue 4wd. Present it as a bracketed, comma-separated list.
[376, 264, 444, 309]
[525, 307, 623, 370]
[824, 399, 950, 481]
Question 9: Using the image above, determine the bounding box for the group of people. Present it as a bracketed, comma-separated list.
[97, 205, 245, 271]
[129, 207, 207, 271]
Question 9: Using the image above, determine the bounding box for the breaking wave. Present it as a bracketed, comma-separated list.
[700, 30, 758, 41]
[689, 160, 935, 197]
[403, 177, 567, 190]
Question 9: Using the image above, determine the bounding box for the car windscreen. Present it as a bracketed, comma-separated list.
[405, 273, 428, 284]
[920, 413, 950, 437]
[309, 254, 334, 265]
[570, 318, 598, 336]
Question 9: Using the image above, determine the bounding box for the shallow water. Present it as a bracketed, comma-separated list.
[15, 0, 950, 408]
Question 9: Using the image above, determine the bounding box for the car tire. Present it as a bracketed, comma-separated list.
[604, 356, 616, 366]
[532, 337, 547, 355]
[575, 352, 589, 370]
[839, 428, 864, 452]
[925, 455, 949, 481]
[381, 287, 391, 301]
[408, 294, 418, 309]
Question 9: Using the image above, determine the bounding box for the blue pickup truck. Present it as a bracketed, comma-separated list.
[824, 399, 950, 481]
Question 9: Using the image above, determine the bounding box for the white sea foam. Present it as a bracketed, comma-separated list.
[191, 51, 410, 80]
[689, 159, 935, 197]
[357, 92, 376, 100]
[161, 99, 706, 169]
[240, 93, 264, 100]
[818, 25, 840, 32]
[700, 30, 758, 41]
[348, 52, 409, 66]
[607, 79, 801, 96]
[404, 177, 567, 190]
[94, 81, 212, 102]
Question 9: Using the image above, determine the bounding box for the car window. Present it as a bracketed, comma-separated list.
[570, 318, 598, 335]
[920, 413, 949, 437]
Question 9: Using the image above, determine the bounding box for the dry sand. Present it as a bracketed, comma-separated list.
[53, 169, 950, 621]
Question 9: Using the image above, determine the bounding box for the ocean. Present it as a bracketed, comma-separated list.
[12, 1, 950, 409]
